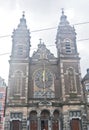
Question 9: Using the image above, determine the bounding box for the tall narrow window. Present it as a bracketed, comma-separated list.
[17, 45, 23, 55]
[85, 83, 89, 102]
[65, 39, 71, 53]
[14, 71, 22, 95]
[0, 93, 3, 99]
[0, 103, 2, 111]
[68, 68, 76, 92]
[0, 115, 1, 122]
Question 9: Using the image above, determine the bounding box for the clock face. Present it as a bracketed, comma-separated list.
[34, 69, 53, 88]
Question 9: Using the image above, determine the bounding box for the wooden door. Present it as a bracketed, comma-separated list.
[41, 120, 48, 130]
[30, 120, 37, 130]
[52, 120, 59, 130]
[11, 120, 21, 130]
[71, 119, 81, 130]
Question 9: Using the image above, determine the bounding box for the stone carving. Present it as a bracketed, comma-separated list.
[32, 43, 55, 60]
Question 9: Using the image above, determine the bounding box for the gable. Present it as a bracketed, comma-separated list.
[32, 43, 55, 60]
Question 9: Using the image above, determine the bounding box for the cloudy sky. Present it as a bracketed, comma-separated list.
[0, 0, 89, 84]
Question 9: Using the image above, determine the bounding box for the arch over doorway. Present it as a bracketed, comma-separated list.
[29, 111, 37, 130]
[40, 110, 50, 130]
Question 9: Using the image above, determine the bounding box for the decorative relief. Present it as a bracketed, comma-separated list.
[32, 43, 55, 60]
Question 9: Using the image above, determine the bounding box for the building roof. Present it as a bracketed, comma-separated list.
[82, 68, 89, 82]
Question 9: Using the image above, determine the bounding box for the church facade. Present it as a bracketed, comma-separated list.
[5, 11, 88, 130]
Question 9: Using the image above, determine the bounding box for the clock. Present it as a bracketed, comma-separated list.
[34, 69, 53, 88]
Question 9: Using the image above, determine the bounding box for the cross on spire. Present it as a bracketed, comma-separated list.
[61, 8, 64, 15]
[39, 38, 42, 44]
[22, 11, 25, 18]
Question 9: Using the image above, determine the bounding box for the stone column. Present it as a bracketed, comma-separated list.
[48, 119, 51, 130]
[37, 110, 41, 130]
[63, 112, 70, 130]
[4, 115, 10, 130]
[82, 115, 87, 130]
[38, 117, 40, 130]
[59, 120, 60, 130]
[27, 119, 29, 130]
[50, 110, 53, 130]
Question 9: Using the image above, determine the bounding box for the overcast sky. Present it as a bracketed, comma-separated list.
[0, 0, 89, 84]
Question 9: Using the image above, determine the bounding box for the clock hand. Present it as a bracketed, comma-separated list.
[42, 70, 45, 82]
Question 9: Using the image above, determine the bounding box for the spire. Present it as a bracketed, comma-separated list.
[11, 12, 31, 59]
[38, 39, 46, 48]
[61, 8, 64, 15]
[17, 11, 27, 29]
[55, 9, 77, 58]
[39, 38, 42, 44]
[22, 11, 25, 18]
[12, 11, 29, 36]
[60, 8, 69, 25]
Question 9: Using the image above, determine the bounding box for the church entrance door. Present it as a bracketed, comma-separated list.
[41, 110, 50, 130]
[11, 120, 21, 130]
[70, 119, 81, 130]
[52, 120, 59, 130]
[41, 120, 48, 130]
[29, 111, 38, 130]
[30, 120, 38, 130]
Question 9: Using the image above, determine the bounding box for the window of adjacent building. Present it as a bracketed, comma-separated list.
[0, 115, 1, 122]
[0, 93, 3, 99]
[85, 83, 89, 91]
[87, 95, 89, 102]
[85, 83, 89, 102]
[0, 103, 2, 110]
[0, 80, 6, 86]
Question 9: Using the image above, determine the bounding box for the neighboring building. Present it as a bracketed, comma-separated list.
[82, 69, 89, 130]
[5, 10, 88, 130]
[0, 77, 6, 130]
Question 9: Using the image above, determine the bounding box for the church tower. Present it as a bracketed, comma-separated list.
[8, 12, 30, 103]
[56, 9, 83, 101]
[55, 10, 86, 130]
[5, 13, 31, 130]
